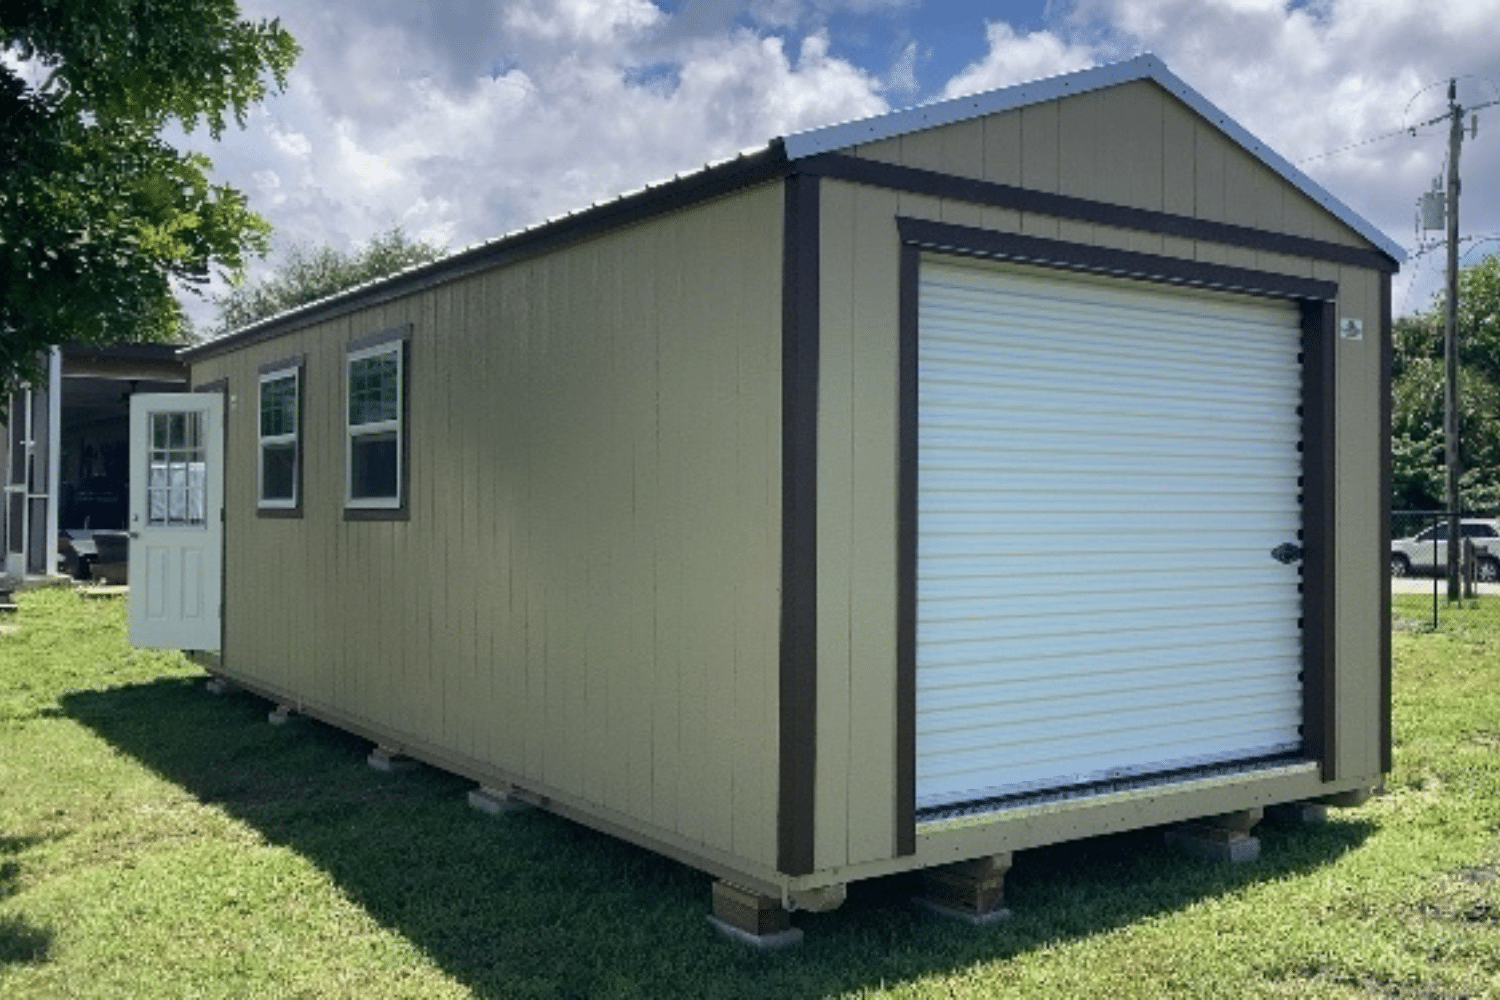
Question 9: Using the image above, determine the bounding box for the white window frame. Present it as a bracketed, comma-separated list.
[345, 341, 404, 510]
[258, 365, 300, 510]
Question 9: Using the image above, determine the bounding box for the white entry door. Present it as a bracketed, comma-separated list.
[128, 393, 223, 650]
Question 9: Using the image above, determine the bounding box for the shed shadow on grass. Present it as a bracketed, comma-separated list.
[65, 677, 1375, 1000]
[0, 837, 53, 967]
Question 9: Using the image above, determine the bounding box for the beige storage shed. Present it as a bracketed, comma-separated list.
[133, 54, 1400, 942]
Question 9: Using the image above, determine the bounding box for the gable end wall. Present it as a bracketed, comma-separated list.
[811, 85, 1389, 874]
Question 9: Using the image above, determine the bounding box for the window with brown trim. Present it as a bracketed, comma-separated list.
[344, 325, 411, 520]
[258, 364, 300, 513]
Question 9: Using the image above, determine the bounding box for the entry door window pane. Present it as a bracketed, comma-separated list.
[147, 411, 206, 527]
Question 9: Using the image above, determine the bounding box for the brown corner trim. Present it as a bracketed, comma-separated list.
[778, 172, 820, 877]
[1300, 299, 1338, 781]
[894, 242, 919, 857]
[807, 152, 1398, 275]
[896, 217, 1339, 303]
[1378, 278, 1393, 774]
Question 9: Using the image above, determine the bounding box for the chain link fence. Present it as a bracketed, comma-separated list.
[1391, 510, 1500, 631]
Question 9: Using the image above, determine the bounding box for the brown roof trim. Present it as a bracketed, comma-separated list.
[806, 152, 1399, 275]
[184, 142, 792, 362]
[896, 216, 1340, 302]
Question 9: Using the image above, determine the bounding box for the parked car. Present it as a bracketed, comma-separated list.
[1391, 518, 1500, 581]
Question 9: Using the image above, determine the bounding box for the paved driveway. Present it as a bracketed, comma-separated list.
[1391, 576, 1500, 595]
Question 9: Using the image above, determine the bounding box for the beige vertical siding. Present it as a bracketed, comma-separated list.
[818, 79, 1390, 872]
[191, 76, 1392, 887]
[192, 181, 785, 871]
[1333, 264, 1384, 780]
[857, 81, 1368, 250]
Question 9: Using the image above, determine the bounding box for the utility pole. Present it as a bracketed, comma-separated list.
[1445, 79, 1464, 599]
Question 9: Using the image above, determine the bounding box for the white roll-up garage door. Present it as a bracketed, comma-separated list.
[916, 257, 1305, 812]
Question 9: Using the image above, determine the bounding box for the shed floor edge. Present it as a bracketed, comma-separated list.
[192, 660, 1383, 900]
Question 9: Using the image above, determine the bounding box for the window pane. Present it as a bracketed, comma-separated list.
[260, 375, 297, 437]
[262, 443, 296, 501]
[350, 431, 398, 500]
[146, 411, 207, 527]
[9, 393, 25, 485]
[349, 351, 399, 426]
[7, 492, 22, 554]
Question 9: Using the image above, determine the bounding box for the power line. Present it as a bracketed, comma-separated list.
[1297, 125, 1416, 164]
[1297, 97, 1500, 165]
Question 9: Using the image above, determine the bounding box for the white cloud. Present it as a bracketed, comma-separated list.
[939, 21, 1100, 99]
[887, 40, 919, 96]
[180, 0, 887, 329]
[177, 0, 1500, 329]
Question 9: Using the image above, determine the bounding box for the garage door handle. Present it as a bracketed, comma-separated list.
[1271, 543, 1303, 564]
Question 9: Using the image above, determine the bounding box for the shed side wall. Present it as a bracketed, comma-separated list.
[816, 88, 1386, 871]
[191, 181, 785, 871]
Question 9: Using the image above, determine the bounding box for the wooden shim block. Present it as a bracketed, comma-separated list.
[707, 915, 804, 949]
[1321, 787, 1373, 808]
[468, 786, 533, 815]
[1206, 808, 1264, 834]
[367, 747, 418, 772]
[917, 853, 1013, 919]
[1164, 826, 1261, 863]
[710, 881, 797, 942]
[1266, 801, 1328, 825]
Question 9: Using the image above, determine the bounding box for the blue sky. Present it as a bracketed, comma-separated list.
[181, 1, 1500, 326]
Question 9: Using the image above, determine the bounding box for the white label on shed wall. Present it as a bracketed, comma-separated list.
[916, 259, 1305, 811]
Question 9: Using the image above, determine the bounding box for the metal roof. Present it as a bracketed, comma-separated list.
[784, 53, 1405, 263]
[187, 54, 1401, 360]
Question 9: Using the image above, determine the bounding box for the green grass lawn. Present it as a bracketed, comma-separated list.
[1, 588, 1498, 999]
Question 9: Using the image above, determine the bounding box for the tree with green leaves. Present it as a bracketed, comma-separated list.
[211, 227, 447, 334]
[0, 0, 298, 397]
[1392, 252, 1500, 512]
